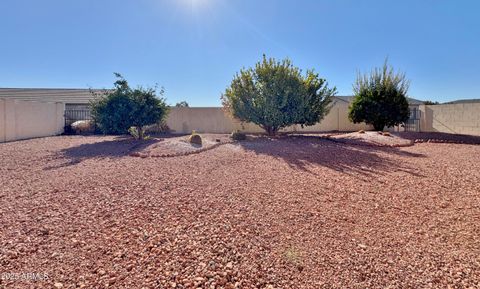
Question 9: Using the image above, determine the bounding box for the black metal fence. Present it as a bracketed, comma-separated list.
[65, 109, 92, 125]
[405, 107, 421, 132]
[64, 108, 95, 134]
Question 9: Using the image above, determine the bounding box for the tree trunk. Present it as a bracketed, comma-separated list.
[373, 123, 385, 131]
[264, 126, 278, 136]
[136, 126, 144, 140]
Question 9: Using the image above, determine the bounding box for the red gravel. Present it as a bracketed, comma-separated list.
[131, 134, 232, 158]
[1, 135, 479, 288]
[328, 131, 414, 147]
[398, 132, 480, 145]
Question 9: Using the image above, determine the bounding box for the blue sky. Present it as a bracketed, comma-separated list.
[1, 0, 479, 106]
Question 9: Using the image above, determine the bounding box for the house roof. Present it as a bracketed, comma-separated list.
[1, 88, 426, 106]
[444, 99, 480, 104]
[333, 95, 353, 103]
[0, 88, 106, 104]
[407, 98, 425, 105]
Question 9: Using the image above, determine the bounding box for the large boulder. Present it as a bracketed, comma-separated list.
[71, 120, 94, 134]
[188, 134, 202, 145]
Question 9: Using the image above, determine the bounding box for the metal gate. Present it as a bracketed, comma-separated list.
[64, 107, 94, 134]
[405, 107, 421, 132]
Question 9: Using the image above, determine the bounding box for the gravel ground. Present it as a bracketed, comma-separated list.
[329, 131, 414, 147]
[397, 132, 480, 145]
[131, 134, 233, 158]
[1, 135, 479, 288]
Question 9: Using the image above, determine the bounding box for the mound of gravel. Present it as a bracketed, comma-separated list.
[130, 134, 232, 158]
[328, 131, 414, 147]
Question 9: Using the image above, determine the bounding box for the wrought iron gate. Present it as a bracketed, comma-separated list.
[405, 107, 421, 132]
[64, 107, 94, 134]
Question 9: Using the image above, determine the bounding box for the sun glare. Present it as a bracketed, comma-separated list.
[184, 0, 211, 11]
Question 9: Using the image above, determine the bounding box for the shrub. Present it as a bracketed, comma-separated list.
[349, 59, 410, 131]
[231, 130, 247, 141]
[424, 100, 439, 105]
[90, 73, 170, 139]
[128, 127, 151, 140]
[222, 55, 336, 136]
[175, 101, 189, 107]
[188, 131, 202, 145]
[90, 91, 134, 135]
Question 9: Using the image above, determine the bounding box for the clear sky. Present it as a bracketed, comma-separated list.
[1, 0, 479, 106]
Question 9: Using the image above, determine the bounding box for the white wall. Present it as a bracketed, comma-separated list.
[419, 103, 480, 136]
[0, 99, 65, 143]
[4, 99, 480, 140]
[165, 101, 372, 134]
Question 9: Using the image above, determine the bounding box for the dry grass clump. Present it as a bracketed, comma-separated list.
[283, 247, 304, 271]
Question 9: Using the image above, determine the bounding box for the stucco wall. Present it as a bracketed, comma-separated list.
[0, 99, 65, 142]
[165, 101, 372, 134]
[419, 103, 480, 136]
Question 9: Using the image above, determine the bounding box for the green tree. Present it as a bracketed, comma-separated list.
[221, 55, 336, 135]
[90, 73, 170, 139]
[175, 101, 189, 107]
[349, 60, 410, 131]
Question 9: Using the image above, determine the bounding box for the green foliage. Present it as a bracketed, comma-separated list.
[349, 60, 410, 131]
[90, 73, 170, 139]
[128, 126, 151, 140]
[222, 55, 336, 135]
[188, 131, 202, 145]
[424, 100, 439, 105]
[175, 101, 189, 107]
[230, 130, 247, 141]
[128, 126, 141, 139]
[90, 88, 134, 135]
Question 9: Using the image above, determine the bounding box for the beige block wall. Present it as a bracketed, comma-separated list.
[0, 98, 65, 143]
[165, 107, 264, 134]
[165, 101, 371, 134]
[419, 103, 480, 136]
[0, 100, 5, 142]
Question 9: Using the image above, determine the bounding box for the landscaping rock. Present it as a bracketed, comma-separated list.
[0, 134, 479, 288]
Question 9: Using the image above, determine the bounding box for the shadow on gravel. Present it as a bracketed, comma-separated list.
[397, 132, 480, 144]
[44, 137, 159, 170]
[239, 136, 425, 177]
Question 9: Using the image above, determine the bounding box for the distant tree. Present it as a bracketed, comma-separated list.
[222, 55, 336, 135]
[175, 101, 189, 107]
[349, 60, 410, 131]
[424, 100, 439, 105]
[90, 73, 170, 139]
